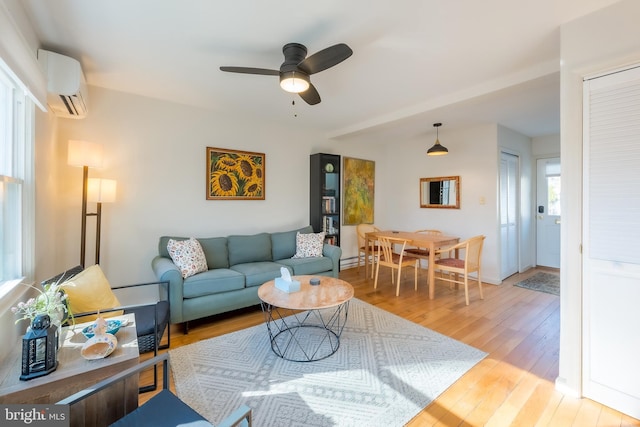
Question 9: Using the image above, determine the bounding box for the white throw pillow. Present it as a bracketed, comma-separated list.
[292, 232, 325, 258]
[167, 237, 209, 279]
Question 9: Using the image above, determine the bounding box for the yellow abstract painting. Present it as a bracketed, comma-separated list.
[343, 157, 375, 225]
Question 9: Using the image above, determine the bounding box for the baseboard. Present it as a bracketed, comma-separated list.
[555, 376, 581, 398]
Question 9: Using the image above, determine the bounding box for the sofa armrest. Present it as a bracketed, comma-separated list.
[322, 244, 342, 277]
[151, 256, 184, 324]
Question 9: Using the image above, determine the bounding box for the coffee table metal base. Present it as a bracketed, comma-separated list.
[260, 301, 350, 362]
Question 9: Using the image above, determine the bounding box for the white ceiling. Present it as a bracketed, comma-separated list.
[20, 0, 620, 142]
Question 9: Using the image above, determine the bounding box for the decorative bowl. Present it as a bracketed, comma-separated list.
[81, 333, 118, 360]
[82, 319, 122, 339]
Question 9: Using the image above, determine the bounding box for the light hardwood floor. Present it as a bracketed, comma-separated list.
[141, 266, 640, 426]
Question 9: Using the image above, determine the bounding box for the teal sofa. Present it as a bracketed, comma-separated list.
[151, 226, 341, 328]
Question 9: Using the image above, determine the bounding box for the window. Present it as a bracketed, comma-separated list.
[545, 160, 561, 216]
[0, 64, 34, 289]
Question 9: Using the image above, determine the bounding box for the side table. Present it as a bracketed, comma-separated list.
[0, 313, 140, 427]
[258, 275, 354, 362]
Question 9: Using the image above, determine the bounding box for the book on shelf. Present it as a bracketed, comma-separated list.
[324, 236, 337, 245]
[322, 215, 339, 235]
[322, 196, 336, 213]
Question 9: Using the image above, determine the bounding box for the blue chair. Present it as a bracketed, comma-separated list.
[57, 353, 252, 427]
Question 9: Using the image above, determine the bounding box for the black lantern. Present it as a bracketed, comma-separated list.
[20, 314, 58, 381]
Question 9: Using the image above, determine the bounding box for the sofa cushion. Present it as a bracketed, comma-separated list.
[167, 238, 209, 279]
[183, 269, 245, 299]
[276, 257, 333, 276]
[292, 231, 325, 258]
[271, 225, 313, 260]
[230, 262, 288, 287]
[197, 237, 229, 269]
[227, 233, 272, 266]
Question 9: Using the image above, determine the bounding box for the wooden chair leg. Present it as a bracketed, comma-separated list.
[478, 270, 484, 300]
[396, 265, 402, 297]
[464, 275, 470, 306]
[370, 255, 376, 279]
[414, 262, 418, 291]
[374, 262, 380, 289]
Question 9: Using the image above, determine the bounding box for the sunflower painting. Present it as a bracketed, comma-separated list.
[343, 157, 375, 225]
[206, 147, 265, 200]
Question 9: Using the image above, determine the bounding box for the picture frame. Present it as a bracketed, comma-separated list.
[343, 156, 375, 225]
[206, 147, 265, 200]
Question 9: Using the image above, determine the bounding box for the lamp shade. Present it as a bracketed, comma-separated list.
[87, 178, 117, 203]
[68, 140, 103, 168]
[427, 122, 448, 156]
[279, 71, 310, 93]
[427, 139, 449, 156]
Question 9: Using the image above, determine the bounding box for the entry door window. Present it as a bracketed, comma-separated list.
[546, 162, 561, 216]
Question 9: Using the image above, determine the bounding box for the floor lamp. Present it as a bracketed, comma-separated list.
[68, 140, 103, 268]
[87, 178, 117, 265]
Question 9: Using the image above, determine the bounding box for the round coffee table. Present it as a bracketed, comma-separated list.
[258, 275, 354, 362]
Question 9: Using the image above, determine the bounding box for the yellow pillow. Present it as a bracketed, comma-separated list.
[62, 264, 123, 321]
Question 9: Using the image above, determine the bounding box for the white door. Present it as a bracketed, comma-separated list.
[500, 152, 518, 279]
[583, 65, 640, 419]
[536, 157, 561, 268]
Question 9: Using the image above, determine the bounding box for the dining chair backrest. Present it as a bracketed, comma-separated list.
[377, 236, 408, 264]
[357, 224, 380, 249]
[464, 235, 485, 270]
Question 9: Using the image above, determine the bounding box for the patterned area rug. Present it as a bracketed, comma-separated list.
[514, 271, 560, 296]
[169, 298, 486, 427]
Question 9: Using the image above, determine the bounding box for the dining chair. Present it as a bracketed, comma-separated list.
[374, 236, 419, 296]
[356, 223, 380, 278]
[432, 235, 485, 305]
[403, 229, 443, 272]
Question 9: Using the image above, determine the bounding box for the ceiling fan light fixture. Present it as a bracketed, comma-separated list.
[280, 71, 310, 93]
[427, 123, 449, 156]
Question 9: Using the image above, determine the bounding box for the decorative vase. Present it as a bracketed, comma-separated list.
[49, 309, 64, 350]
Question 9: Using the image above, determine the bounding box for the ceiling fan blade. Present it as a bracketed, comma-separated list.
[219, 66, 279, 76]
[299, 83, 321, 105]
[298, 43, 353, 75]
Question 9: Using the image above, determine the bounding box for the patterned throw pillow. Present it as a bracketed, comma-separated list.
[292, 232, 325, 258]
[167, 238, 209, 279]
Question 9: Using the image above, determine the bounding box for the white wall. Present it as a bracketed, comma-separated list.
[559, 0, 640, 398]
[532, 133, 560, 157]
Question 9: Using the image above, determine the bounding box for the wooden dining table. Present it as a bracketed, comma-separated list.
[365, 230, 460, 299]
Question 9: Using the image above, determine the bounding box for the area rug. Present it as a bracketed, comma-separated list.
[514, 271, 560, 296]
[169, 298, 486, 427]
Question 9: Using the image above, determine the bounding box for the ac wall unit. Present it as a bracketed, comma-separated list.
[38, 49, 88, 119]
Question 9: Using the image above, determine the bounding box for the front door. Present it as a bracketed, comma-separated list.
[536, 157, 561, 268]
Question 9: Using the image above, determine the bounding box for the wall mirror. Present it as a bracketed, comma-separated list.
[420, 176, 460, 208]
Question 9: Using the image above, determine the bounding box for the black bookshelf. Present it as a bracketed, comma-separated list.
[310, 153, 340, 246]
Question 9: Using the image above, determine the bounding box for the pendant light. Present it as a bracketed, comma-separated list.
[427, 123, 448, 156]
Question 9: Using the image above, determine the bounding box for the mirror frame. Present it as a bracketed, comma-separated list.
[420, 176, 460, 209]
